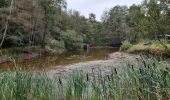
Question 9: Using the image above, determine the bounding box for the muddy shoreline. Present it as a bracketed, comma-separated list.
[48, 52, 140, 75]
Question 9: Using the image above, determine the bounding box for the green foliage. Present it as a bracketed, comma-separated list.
[57, 57, 170, 99]
[0, 0, 170, 50]
[0, 0, 9, 7]
[127, 40, 170, 57]
[0, 68, 57, 100]
[100, 6, 129, 45]
[45, 39, 65, 53]
[0, 57, 170, 99]
[0, 22, 29, 47]
[98, 0, 170, 44]
[0, 0, 99, 49]
[128, 0, 170, 42]
[120, 40, 132, 51]
[62, 30, 84, 50]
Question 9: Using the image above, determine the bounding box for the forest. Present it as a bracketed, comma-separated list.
[0, 0, 169, 51]
[0, 0, 170, 100]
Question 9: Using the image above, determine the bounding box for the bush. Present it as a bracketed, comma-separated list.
[0, 0, 9, 7]
[62, 30, 84, 51]
[126, 40, 170, 58]
[120, 40, 132, 51]
[2, 22, 29, 47]
[45, 37, 65, 53]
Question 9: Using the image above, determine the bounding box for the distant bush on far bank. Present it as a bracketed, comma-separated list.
[62, 30, 84, 51]
[120, 40, 132, 51]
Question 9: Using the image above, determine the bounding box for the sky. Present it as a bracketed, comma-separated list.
[67, 0, 143, 21]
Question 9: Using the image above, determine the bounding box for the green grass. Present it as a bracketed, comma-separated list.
[0, 56, 170, 99]
[0, 69, 57, 100]
[122, 39, 170, 57]
[120, 40, 132, 51]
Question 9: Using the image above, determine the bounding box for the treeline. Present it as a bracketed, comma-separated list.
[100, 0, 170, 44]
[0, 0, 98, 51]
[0, 0, 170, 51]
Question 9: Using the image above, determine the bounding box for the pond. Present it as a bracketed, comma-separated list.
[0, 47, 119, 70]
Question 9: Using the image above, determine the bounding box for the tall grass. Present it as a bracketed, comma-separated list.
[120, 40, 132, 51]
[0, 56, 170, 100]
[127, 39, 170, 57]
[0, 68, 57, 100]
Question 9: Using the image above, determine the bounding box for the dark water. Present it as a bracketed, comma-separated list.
[0, 47, 119, 70]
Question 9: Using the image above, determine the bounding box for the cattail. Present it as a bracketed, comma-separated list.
[136, 57, 139, 62]
[107, 75, 111, 81]
[58, 77, 62, 85]
[147, 65, 150, 69]
[86, 73, 89, 82]
[114, 68, 117, 75]
[152, 63, 156, 67]
[99, 69, 102, 78]
[131, 65, 134, 71]
[143, 61, 147, 68]
[139, 87, 142, 92]
[166, 67, 170, 71]
[139, 68, 142, 74]
[74, 82, 76, 88]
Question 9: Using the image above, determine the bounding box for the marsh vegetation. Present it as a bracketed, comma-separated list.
[0, 0, 170, 99]
[0, 56, 170, 100]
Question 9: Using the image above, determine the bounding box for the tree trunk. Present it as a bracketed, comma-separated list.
[30, 16, 36, 45]
[0, 0, 14, 48]
[42, 6, 48, 48]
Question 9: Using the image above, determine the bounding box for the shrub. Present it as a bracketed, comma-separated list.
[45, 38, 65, 53]
[120, 40, 132, 51]
[128, 40, 170, 57]
[62, 30, 84, 51]
[2, 22, 29, 47]
[0, 0, 9, 7]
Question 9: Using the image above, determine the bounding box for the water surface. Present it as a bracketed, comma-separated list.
[0, 47, 119, 70]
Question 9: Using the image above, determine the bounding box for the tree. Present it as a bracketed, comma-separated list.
[62, 30, 83, 50]
[128, 4, 146, 42]
[40, 0, 66, 47]
[128, 0, 170, 41]
[0, 0, 9, 7]
[0, 0, 14, 47]
[100, 6, 129, 45]
[89, 13, 96, 23]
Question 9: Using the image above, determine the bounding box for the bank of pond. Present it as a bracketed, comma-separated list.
[0, 40, 170, 99]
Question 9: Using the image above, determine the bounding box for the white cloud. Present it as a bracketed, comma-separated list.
[67, 0, 143, 21]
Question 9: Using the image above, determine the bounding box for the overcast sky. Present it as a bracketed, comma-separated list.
[67, 0, 143, 21]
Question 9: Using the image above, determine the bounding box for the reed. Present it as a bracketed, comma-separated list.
[0, 56, 170, 100]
